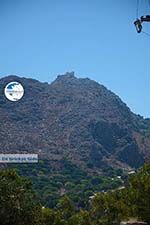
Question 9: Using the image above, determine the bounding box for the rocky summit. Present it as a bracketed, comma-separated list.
[0, 72, 150, 174]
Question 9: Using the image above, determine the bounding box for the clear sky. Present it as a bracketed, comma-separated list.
[0, 0, 150, 118]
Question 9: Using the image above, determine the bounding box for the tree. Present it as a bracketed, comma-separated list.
[90, 191, 129, 225]
[42, 207, 55, 225]
[56, 196, 75, 220]
[69, 210, 91, 225]
[0, 169, 43, 225]
[128, 163, 150, 222]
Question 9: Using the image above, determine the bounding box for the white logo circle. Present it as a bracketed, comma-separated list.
[4, 81, 24, 102]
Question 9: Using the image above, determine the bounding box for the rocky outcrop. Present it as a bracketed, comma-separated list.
[0, 72, 149, 174]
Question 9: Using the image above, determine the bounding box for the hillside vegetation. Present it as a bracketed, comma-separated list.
[0, 163, 149, 225]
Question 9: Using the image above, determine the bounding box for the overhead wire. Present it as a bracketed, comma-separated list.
[142, 1, 150, 37]
[136, 0, 139, 18]
[135, 0, 150, 37]
[142, 30, 150, 36]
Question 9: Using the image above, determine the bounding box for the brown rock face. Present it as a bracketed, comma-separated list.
[0, 73, 149, 173]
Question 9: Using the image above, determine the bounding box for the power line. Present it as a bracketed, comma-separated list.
[136, 0, 140, 18]
[142, 30, 150, 36]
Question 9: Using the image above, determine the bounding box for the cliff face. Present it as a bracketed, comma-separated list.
[0, 73, 149, 173]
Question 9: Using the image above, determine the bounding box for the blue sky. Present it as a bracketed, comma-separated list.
[0, 0, 150, 118]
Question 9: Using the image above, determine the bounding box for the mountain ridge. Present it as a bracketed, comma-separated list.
[0, 72, 150, 174]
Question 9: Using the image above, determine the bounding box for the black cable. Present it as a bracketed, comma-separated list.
[147, 0, 150, 12]
[142, 30, 150, 36]
[136, 0, 139, 18]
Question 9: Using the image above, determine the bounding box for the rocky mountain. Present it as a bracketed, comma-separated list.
[0, 72, 150, 174]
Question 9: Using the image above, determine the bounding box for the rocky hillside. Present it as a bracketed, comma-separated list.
[0, 72, 150, 173]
